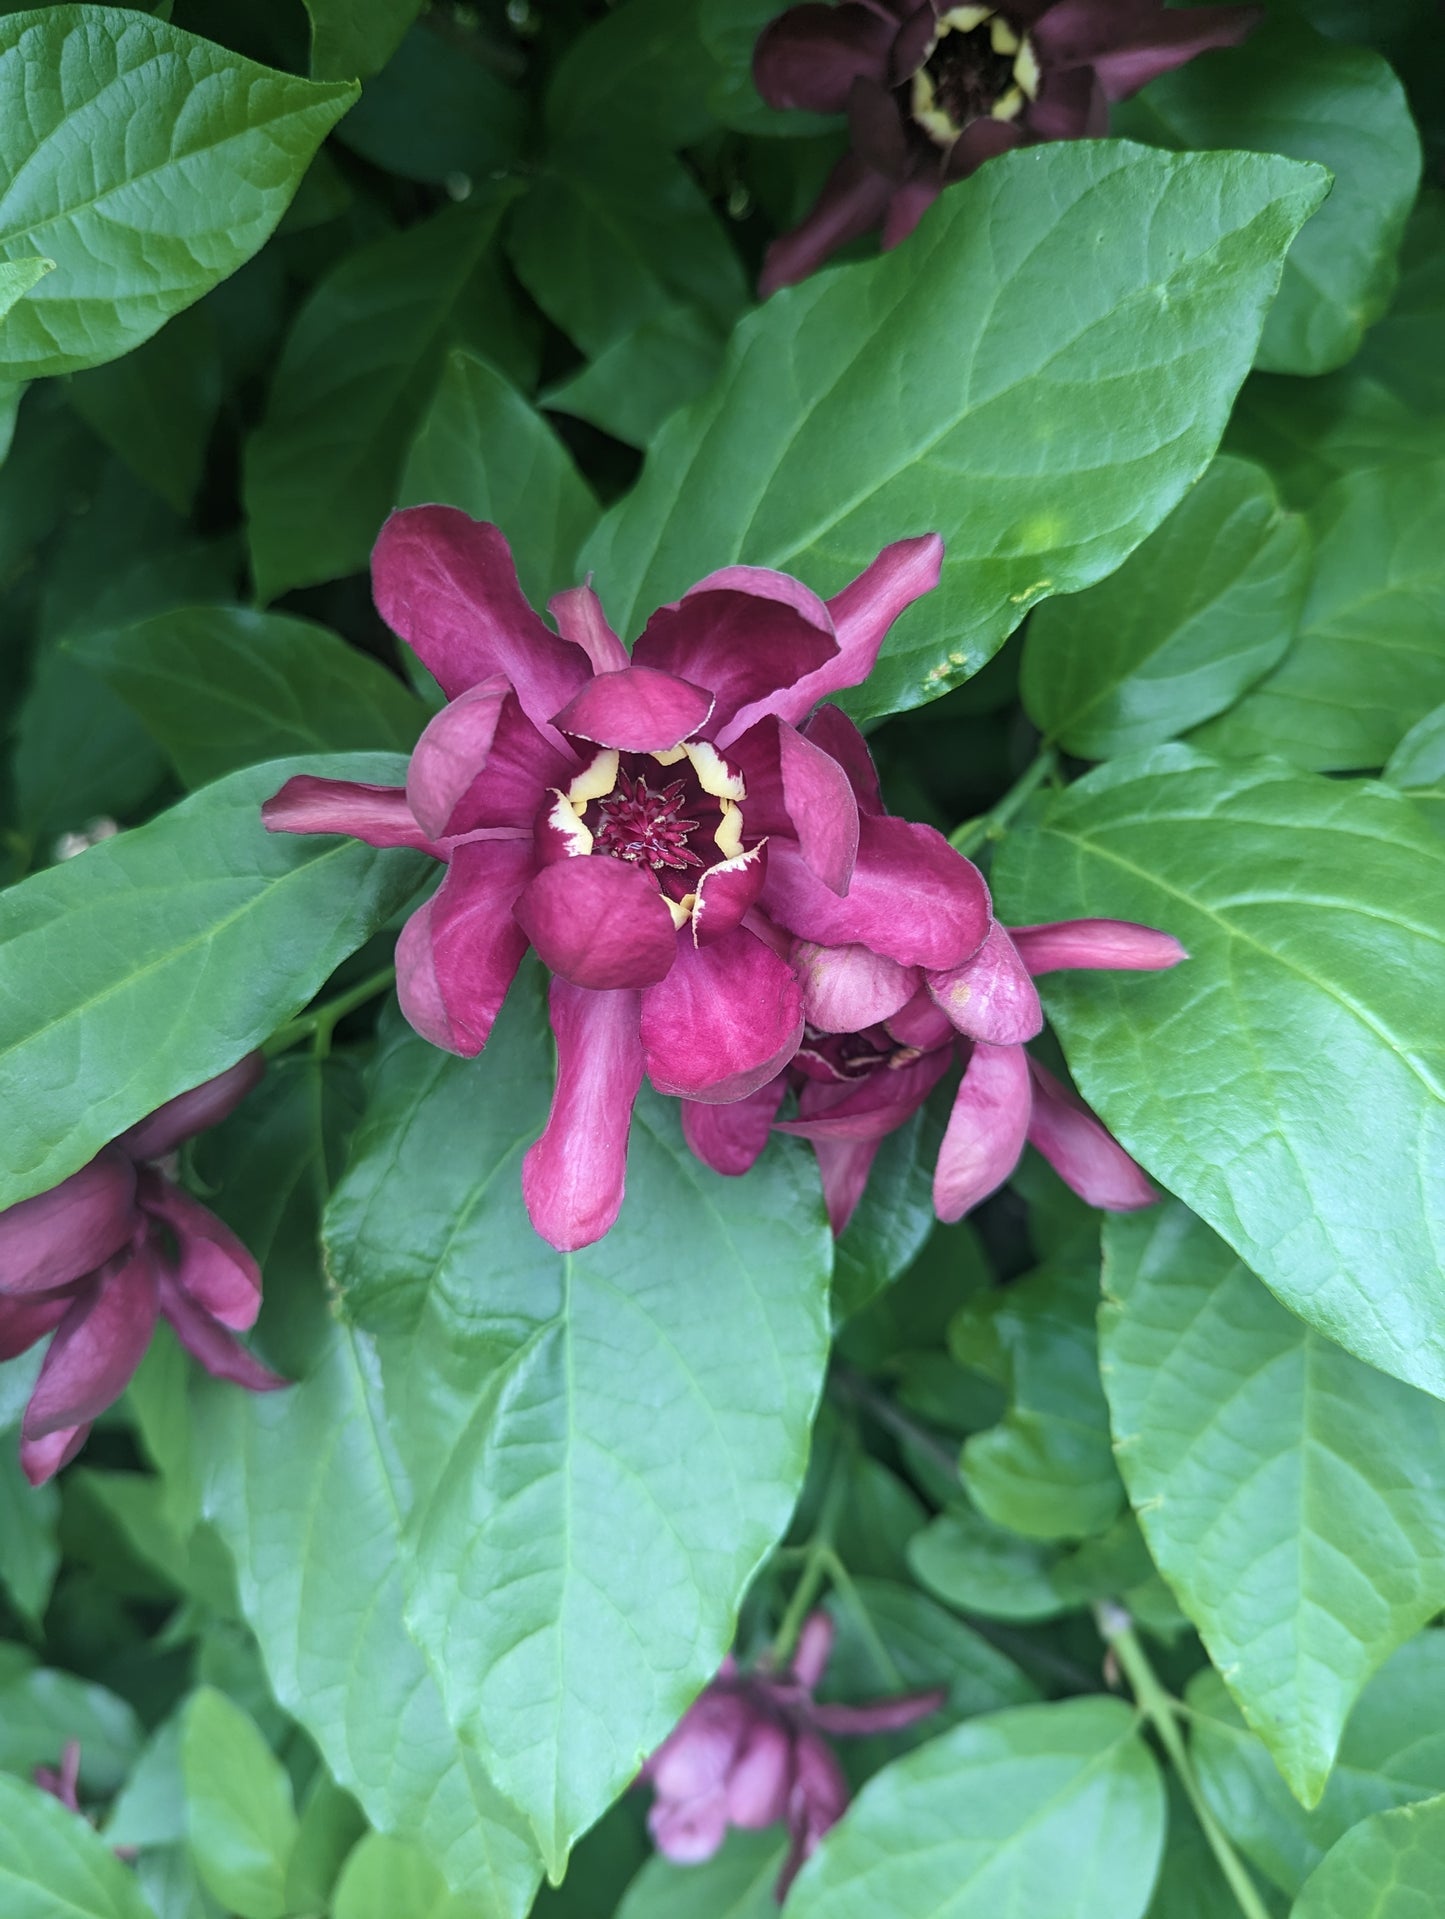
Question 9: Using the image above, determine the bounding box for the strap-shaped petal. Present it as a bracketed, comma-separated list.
[22, 1248, 160, 1442]
[262, 777, 439, 852]
[1026, 1058, 1156, 1208]
[119, 1054, 265, 1161]
[522, 981, 645, 1252]
[933, 1039, 1033, 1222]
[1009, 917, 1187, 975]
[928, 921, 1044, 1044]
[396, 840, 534, 1056]
[0, 1150, 137, 1297]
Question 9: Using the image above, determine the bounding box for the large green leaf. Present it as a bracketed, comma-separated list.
[304, 0, 421, 81]
[1191, 459, 1445, 771]
[991, 749, 1445, 1398]
[541, 306, 725, 451]
[1292, 1791, 1445, 1918]
[0, 1773, 156, 1919]
[0, 751, 424, 1209]
[180, 1689, 298, 1919]
[325, 982, 832, 1870]
[787, 1699, 1164, 1919]
[545, 0, 718, 149]
[1386, 704, 1445, 838]
[908, 1505, 1167, 1626]
[0, 257, 51, 318]
[0, 9, 355, 379]
[581, 142, 1325, 723]
[331, 1834, 468, 1919]
[1021, 456, 1309, 759]
[617, 1830, 783, 1919]
[1103, 1206, 1445, 1804]
[71, 607, 425, 787]
[0, 1666, 142, 1794]
[1117, 17, 1420, 375]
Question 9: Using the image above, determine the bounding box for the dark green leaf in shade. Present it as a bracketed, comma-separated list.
[1116, 17, 1421, 375]
[991, 749, 1445, 1399]
[0, 1666, 142, 1794]
[71, 606, 425, 788]
[1102, 1205, 1445, 1805]
[0, 1773, 157, 1919]
[0, 751, 425, 1210]
[401, 350, 599, 610]
[617, 1828, 784, 1919]
[245, 196, 532, 602]
[540, 306, 725, 451]
[1385, 703, 1445, 838]
[66, 307, 223, 514]
[696, 0, 837, 137]
[830, 1106, 940, 1324]
[0, 9, 356, 380]
[785, 1698, 1165, 1919]
[180, 1687, 299, 1919]
[335, 20, 526, 184]
[837, 1217, 991, 1374]
[13, 649, 167, 852]
[545, 0, 718, 149]
[1225, 366, 1441, 513]
[1146, 1777, 1286, 1919]
[283, 1771, 367, 1915]
[831, 1453, 926, 1584]
[581, 143, 1327, 723]
[104, 1717, 187, 1852]
[0, 1443, 58, 1630]
[1348, 189, 1445, 417]
[1190, 459, 1445, 771]
[1291, 1790, 1445, 1917]
[304, 0, 421, 82]
[1021, 456, 1309, 759]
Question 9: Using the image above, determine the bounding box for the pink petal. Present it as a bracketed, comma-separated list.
[523, 982, 645, 1253]
[514, 857, 680, 992]
[681, 1079, 786, 1176]
[1026, 1059, 1156, 1210]
[793, 1610, 836, 1689]
[778, 721, 859, 894]
[405, 675, 511, 841]
[139, 1179, 262, 1331]
[0, 1293, 72, 1362]
[0, 1151, 137, 1297]
[812, 1686, 947, 1736]
[396, 840, 534, 1056]
[648, 1789, 731, 1866]
[650, 1692, 752, 1800]
[1010, 919, 1188, 976]
[779, 1730, 849, 1894]
[886, 988, 954, 1050]
[758, 152, 894, 298]
[813, 1136, 882, 1236]
[22, 1250, 160, 1441]
[928, 922, 1043, 1045]
[635, 584, 837, 742]
[726, 1720, 794, 1829]
[692, 842, 769, 948]
[371, 508, 590, 736]
[119, 1054, 265, 1161]
[157, 1271, 287, 1391]
[552, 665, 714, 753]
[753, 2, 894, 113]
[781, 1048, 950, 1142]
[20, 1424, 91, 1487]
[443, 696, 577, 834]
[640, 927, 804, 1103]
[549, 585, 630, 674]
[262, 777, 440, 853]
[803, 705, 883, 813]
[932, 1041, 1033, 1223]
[764, 814, 990, 970]
[793, 940, 917, 1032]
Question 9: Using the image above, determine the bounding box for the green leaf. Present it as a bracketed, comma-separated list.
[908, 1505, 1162, 1625]
[0, 1772, 157, 1919]
[1021, 456, 1309, 759]
[1147, 1777, 1286, 1919]
[0, 256, 52, 317]
[66, 307, 223, 514]
[245, 196, 530, 602]
[135, 1847, 224, 1919]
[180, 1688, 299, 1919]
[304, 0, 421, 81]
[71, 607, 425, 787]
[1292, 1790, 1445, 1917]
[0, 751, 425, 1209]
[991, 749, 1445, 1398]
[0, 1443, 58, 1630]
[696, 0, 836, 137]
[1103, 1205, 1445, 1805]
[401, 350, 599, 610]
[104, 1717, 187, 1851]
[335, 20, 526, 184]
[617, 1829, 785, 1919]
[332, 1833, 466, 1919]
[541, 306, 725, 450]
[830, 1107, 940, 1324]
[283, 1772, 367, 1915]
[786, 1698, 1164, 1919]
[1350, 189, 1445, 416]
[13, 649, 166, 850]
[1385, 703, 1445, 838]
[0, 1667, 142, 1795]
[0, 9, 356, 379]
[1117, 17, 1421, 375]
[545, 0, 718, 148]
[581, 142, 1327, 723]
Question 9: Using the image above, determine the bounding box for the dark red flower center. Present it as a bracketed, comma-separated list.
[572, 749, 746, 904]
[592, 769, 703, 873]
[911, 10, 1037, 146]
[795, 1023, 925, 1083]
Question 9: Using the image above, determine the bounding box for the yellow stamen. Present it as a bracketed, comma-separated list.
[991, 84, 1025, 120]
[1013, 37, 1041, 100]
[989, 15, 1018, 53]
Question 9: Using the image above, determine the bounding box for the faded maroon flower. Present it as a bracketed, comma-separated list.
[33, 1741, 82, 1814]
[753, 0, 1261, 291]
[643, 1611, 944, 1897]
[264, 507, 965, 1252]
[0, 1057, 284, 1485]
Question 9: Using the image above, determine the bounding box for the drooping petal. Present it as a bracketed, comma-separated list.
[0, 1151, 137, 1297]
[885, 988, 954, 1050]
[928, 922, 1043, 1044]
[548, 584, 630, 674]
[1025, 1059, 1156, 1209]
[640, 927, 804, 1103]
[726, 1720, 794, 1830]
[372, 508, 590, 735]
[1009, 918, 1188, 976]
[681, 1079, 786, 1177]
[849, 74, 915, 179]
[932, 1040, 1033, 1222]
[940, 115, 1026, 184]
[514, 857, 680, 992]
[0, 1292, 71, 1362]
[758, 152, 895, 298]
[778, 722, 859, 894]
[552, 665, 714, 753]
[405, 675, 511, 841]
[157, 1271, 287, 1391]
[793, 1610, 836, 1689]
[636, 585, 837, 743]
[753, 2, 895, 112]
[812, 1686, 947, 1736]
[139, 1178, 262, 1331]
[794, 939, 917, 1033]
[779, 1731, 850, 1895]
[119, 1054, 266, 1161]
[692, 842, 769, 947]
[812, 1136, 882, 1236]
[1032, 0, 1260, 100]
[880, 172, 945, 247]
[22, 1250, 160, 1441]
[395, 840, 534, 1056]
[523, 982, 645, 1254]
[262, 777, 439, 853]
[20, 1423, 90, 1488]
[764, 814, 990, 970]
[782, 1047, 950, 1142]
[803, 704, 883, 813]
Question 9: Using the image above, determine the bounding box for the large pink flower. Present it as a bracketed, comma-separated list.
[0, 1058, 284, 1485]
[264, 507, 977, 1252]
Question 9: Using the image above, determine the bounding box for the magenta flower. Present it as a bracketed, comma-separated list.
[0, 1057, 284, 1485]
[33, 1742, 82, 1815]
[753, 0, 1261, 292]
[643, 1611, 944, 1897]
[264, 507, 964, 1252]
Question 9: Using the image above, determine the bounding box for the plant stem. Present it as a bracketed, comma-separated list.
[1095, 1603, 1274, 1919]
[829, 1361, 961, 1484]
[266, 965, 396, 1059]
[949, 744, 1060, 860]
[771, 1446, 853, 1669]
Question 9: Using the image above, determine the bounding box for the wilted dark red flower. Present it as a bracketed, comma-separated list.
[753, 0, 1261, 291]
[0, 1057, 284, 1484]
[265, 507, 960, 1252]
[643, 1611, 943, 1897]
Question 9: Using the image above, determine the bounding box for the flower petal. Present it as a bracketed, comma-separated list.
[22, 1249, 160, 1441]
[681, 1079, 786, 1176]
[552, 665, 714, 753]
[119, 1054, 266, 1161]
[781, 1048, 950, 1142]
[548, 584, 630, 674]
[641, 927, 804, 1102]
[20, 1423, 91, 1487]
[693, 842, 769, 947]
[0, 1293, 72, 1362]
[1024, 63, 1107, 139]
[405, 674, 511, 841]
[637, 585, 837, 743]
[941, 115, 1026, 185]
[262, 777, 439, 853]
[928, 922, 1043, 1044]
[444, 695, 577, 833]
[794, 939, 917, 1032]
[514, 857, 680, 992]
[793, 1610, 836, 1689]
[726, 1720, 794, 1830]
[1026, 1058, 1156, 1209]
[803, 704, 883, 813]
[524, 982, 645, 1253]
[812, 1686, 947, 1735]
[372, 507, 590, 734]
[1010, 918, 1188, 975]
[753, 2, 895, 112]
[139, 1178, 262, 1331]
[932, 1040, 1033, 1222]
[1031, 0, 1260, 99]
[886, 988, 954, 1050]
[812, 1136, 881, 1236]
[0, 1151, 137, 1297]
[881, 173, 944, 247]
[779, 722, 860, 894]
[649, 1789, 731, 1866]
[780, 1730, 849, 1894]
[396, 840, 534, 1055]
[758, 152, 895, 298]
[158, 1270, 287, 1391]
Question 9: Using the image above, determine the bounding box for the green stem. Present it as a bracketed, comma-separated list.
[771, 1446, 853, 1669]
[1095, 1603, 1274, 1919]
[267, 965, 396, 1059]
[949, 744, 1060, 861]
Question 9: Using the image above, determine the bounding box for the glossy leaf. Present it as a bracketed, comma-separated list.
[181, 1687, 299, 1919]
[0, 751, 424, 1209]
[1022, 456, 1309, 759]
[0, 1773, 156, 1919]
[992, 749, 1445, 1398]
[582, 142, 1326, 723]
[1292, 1791, 1445, 1917]
[0, 9, 355, 379]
